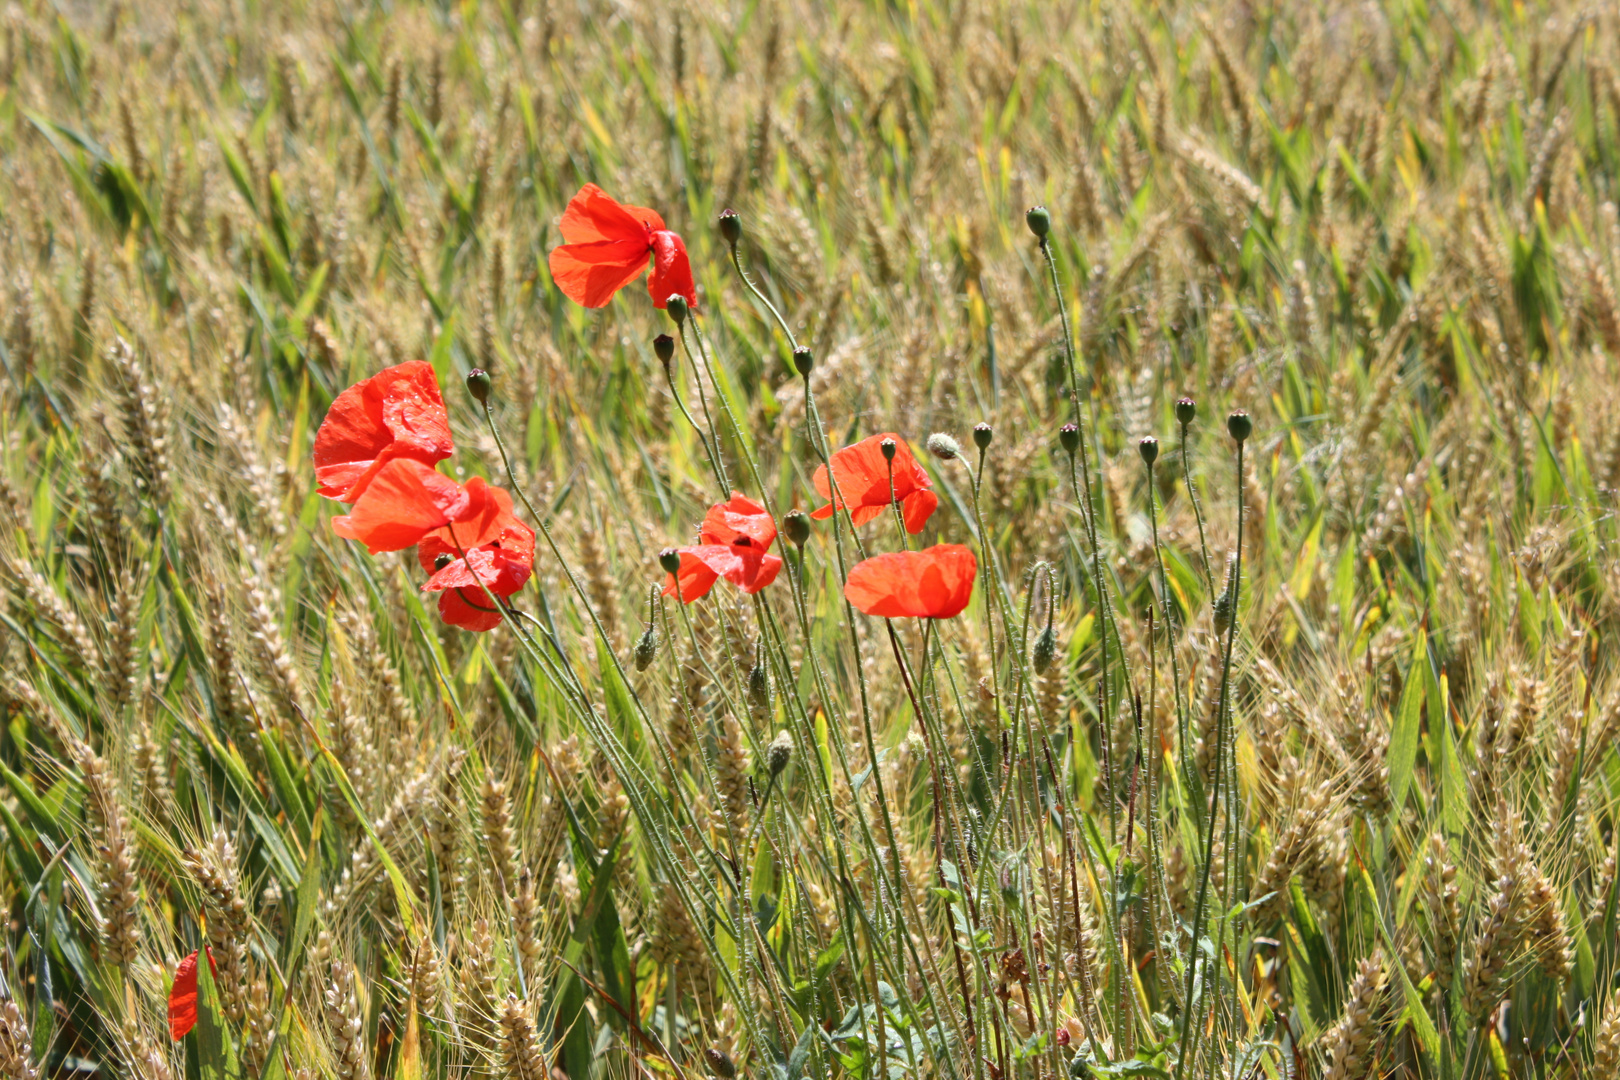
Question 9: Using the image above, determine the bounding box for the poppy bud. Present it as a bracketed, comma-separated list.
[633, 625, 659, 671]
[767, 729, 792, 778]
[1032, 624, 1057, 674]
[653, 333, 676, 366]
[881, 438, 897, 462]
[783, 510, 811, 547]
[659, 547, 682, 574]
[718, 208, 741, 246]
[1025, 205, 1051, 240]
[466, 368, 492, 404]
[1059, 423, 1080, 455]
[792, 346, 813, 377]
[747, 658, 769, 716]
[973, 422, 993, 450]
[665, 294, 689, 326]
[1227, 410, 1252, 444]
[926, 433, 960, 461]
[1214, 584, 1234, 635]
[1138, 435, 1159, 466]
[704, 1048, 737, 1079]
[1175, 396, 1197, 426]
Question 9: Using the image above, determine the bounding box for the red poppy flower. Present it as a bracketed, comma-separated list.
[416, 478, 536, 632]
[812, 433, 939, 534]
[168, 948, 218, 1040]
[844, 544, 977, 619]
[331, 459, 472, 555]
[547, 184, 696, 310]
[313, 361, 455, 503]
[663, 492, 783, 603]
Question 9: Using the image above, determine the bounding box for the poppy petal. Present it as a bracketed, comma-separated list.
[810, 433, 932, 525]
[901, 489, 939, 534]
[701, 493, 776, 550]
[743, 554, 784, 594]
[662, 552, 722, 604]
[313, 361, 454, 502]
[548, 240, 654, 308]
[169, 948, 219, 1040]
[437, 586, 507, 632]
[647, 230, 696, 309]
[844, 545, 976, 619]
[558, 183, 664, 244]
[331, 459, 470, 554]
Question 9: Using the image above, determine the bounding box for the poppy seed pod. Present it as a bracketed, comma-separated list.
[659, 547, 682, 574]
[1138, 435, 1159, 466]
[1059, 423, 1080, 455]
[792, 346, 813, 377]
[926, 433, 961, 461]
[767, 730, 793, 778]
[718, 209, 741, 246]
[1025, 205, 1051, 240]
[1175, 396, 1197, 426]
[653, 333, 675, 365]
[1227, 410, 1252, 443]
[1032, 623, 1057, 674]
[783, 509, 811, 547]
[973, 422, 993, 450]
[466, 368, 492, 404]
[665, 293, 689, 325]
[433, 552, 452, 571]
[881, 438, 897, 461]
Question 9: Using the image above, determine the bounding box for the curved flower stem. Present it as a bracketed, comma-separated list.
[662, 359, 727, 498]
[1179, 421, 1216, 600]
[728, 240, 799, 350]
[1175, 436, 1245, 1080]
[671, 324, 729, 493]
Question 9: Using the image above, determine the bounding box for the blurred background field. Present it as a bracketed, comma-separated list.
[2, 1, 1620, 1078]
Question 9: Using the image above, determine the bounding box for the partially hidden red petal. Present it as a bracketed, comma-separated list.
[548, 240, 653, 307]
[169, 948, 219, 1040]
[648, 230, 696, 309]
[843, 545, 976, 619]
[701, 493, 776, 550]
[437, 586, 506, 632]
[743, 554, 784, 595]
[662, 552, 721, 604]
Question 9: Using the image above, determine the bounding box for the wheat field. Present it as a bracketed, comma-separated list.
[2, 1, 1620, 1078]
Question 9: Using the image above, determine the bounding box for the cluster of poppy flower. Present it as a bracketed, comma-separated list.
[659, 431, 975, 620]
[312, 360, 536, 632]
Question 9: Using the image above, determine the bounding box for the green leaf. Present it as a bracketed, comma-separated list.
[194, 943, 241, 1080]
[1388, 628, 1427, 810]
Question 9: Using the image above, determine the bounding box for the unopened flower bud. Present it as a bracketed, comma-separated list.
[718, 209, 741, 246]
[881, 438, 897, 461]
[783, 510, 811, 547]
[1175, 396, 1197, 426]
[792, 346, 813, 377]
[1025, 205, 1051, 240]
[747, 659, 769, 716]
[1227, 410, 1252, 443]
[1032, 624, 1057, 674]
[1059, 423, 1080, 455]
[704, 1048, 737, 1079]
[466, 368, 492, 403]
[658, 548, 682, 575]
[633, 625, 659, 671]
[767, 730, 793, 778]
[653, 333, 676, 366]
[973, 422, 993, 450]
[926, 433, 960, 461]
[1138, 435, 1159, 466]
[665, 294, 689, 325]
